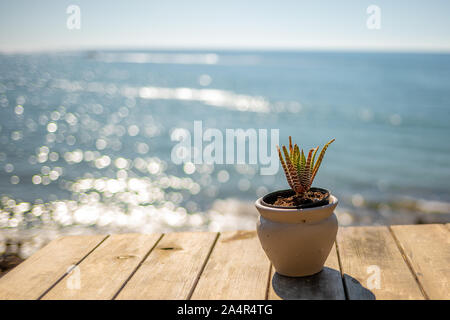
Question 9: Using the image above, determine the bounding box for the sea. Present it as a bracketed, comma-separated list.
[1, 50, 449, 257]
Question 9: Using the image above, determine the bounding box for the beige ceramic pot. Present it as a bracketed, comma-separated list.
[255, 192, 338, 277]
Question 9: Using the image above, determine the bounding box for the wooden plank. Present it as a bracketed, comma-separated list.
[116, 232, 218, 300]
[268, 243, 345, 300]
[190, 230, 271, 300]
[42, 233, 161, 300]
[337, 226, 424, 300]
[0, 235, 107, 300]
[391, 224, 450, 300]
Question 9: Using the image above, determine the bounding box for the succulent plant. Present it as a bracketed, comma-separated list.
[277, 137, 335, 197]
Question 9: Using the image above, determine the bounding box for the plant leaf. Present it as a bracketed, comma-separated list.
[304, 148, 314, 188]
[311, 139, 335, 184]
[289, 136, 293, 156]
[300, 149, 306, 171]
[277, 146, 294, 190]
[283, 145, 303, 193]
[298, 149, 308, 189]
[294, 144, 300, 166]
[310, 146, 319, 174]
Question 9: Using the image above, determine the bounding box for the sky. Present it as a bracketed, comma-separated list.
[1, 0, 450, 52]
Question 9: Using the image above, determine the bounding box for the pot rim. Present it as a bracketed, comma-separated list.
[255, 193, 338, 224]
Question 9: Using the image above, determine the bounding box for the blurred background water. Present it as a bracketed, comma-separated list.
[1, 50, 450, 258]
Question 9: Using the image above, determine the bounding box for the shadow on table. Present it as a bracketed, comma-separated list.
[271, 267, 375, 300]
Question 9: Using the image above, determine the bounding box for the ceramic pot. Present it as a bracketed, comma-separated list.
[255, 191, 338, 277]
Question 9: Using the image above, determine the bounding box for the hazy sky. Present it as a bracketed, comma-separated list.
[1, 0, 450, 52]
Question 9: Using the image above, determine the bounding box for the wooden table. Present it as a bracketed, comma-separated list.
[0, 224, 448, 300]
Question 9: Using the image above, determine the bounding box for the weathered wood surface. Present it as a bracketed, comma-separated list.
[190, 231, 271, 300]
[42, 233, 162, 300]
[0, 225, 448, 300]
[337, 226, 424, 300]
[0, 235, 107, 300]
[391, 224, 450, 300]
[116, 232, 217, 300]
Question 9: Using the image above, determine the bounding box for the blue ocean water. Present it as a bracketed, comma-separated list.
[0, 50, 450, 247]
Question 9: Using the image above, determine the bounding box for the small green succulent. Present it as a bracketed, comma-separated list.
[277, 137, 335, 197]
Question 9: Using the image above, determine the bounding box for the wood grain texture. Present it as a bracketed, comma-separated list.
[0, 235, 107, 300]
[190, 231, 271, 300]
[42, 233, 161, 300]
[268, 243, 345, 300]
[116, 232, 218, 300]
[391, 224, 450, 300]
[2, 225, 448, 300]
[337, 226, 424, 300]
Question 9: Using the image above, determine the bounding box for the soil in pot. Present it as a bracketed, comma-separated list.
[262, 188, 330, 209]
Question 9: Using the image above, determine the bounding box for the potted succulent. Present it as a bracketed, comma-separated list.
[255, 137, 338, 277]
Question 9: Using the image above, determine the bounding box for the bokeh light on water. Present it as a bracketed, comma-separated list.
[1, 51, 450, 258]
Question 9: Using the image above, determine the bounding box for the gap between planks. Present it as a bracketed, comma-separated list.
[42, 233, 163, 300]
[114, 232, 219, 300]
[186, 232, 220, 300]
[111, 233, 165, 300]
[37, 234, 110, 300]
[390, 224, 450, 300]
[336, 226, 425, 300]
[0, 234, 109, 300]
[265, 264, 273, 300]
[334, 240, 349, 300]
[190, 230, 272, 300]
[388, 226, 429, 300]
